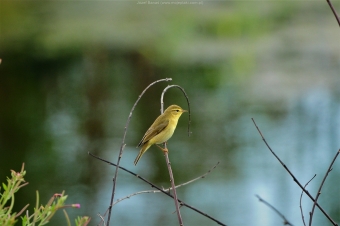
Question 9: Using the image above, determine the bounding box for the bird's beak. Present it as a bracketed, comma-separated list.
[182, 109, 188, 113]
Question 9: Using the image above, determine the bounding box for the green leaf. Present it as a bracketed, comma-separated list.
[2, 183, 7, 191]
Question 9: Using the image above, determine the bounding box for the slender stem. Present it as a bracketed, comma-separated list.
[15, 204, 30, 218]
[251, 118, 337, 226]
[107, 78, 172, 225]
[164, 150, 183, 225]
[160, 84, 191, 225]
[326, 0, 340, 27]
[309, 149, 340, 226]
[255, 195, 293, 226]
[300, 174, 316, 226]
[89, 152, 227, 226]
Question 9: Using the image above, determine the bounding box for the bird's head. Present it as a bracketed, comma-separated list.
[164, 105, 187, 118]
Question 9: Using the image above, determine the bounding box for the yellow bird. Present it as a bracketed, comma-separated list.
[134, 105, 187, 165]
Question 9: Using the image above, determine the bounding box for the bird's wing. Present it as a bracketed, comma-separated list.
[137, 119, 169, 147]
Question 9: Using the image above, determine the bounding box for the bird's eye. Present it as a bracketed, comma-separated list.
[176, 110, 180, 112]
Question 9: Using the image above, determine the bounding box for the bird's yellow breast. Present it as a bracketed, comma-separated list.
[150, 118, 178, 144]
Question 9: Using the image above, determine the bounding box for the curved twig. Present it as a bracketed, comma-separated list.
[89, 152, 227, 226]
[300, 174, 316, 226]
[255, 195, 293, 226]
[160, 85, 191, 137]
[251, 118, 337, 226]
[108, 78, 172, 225]
[309, 149, 340, 226]
[112, 162, 219, 206]
[326, 0, 340, 27]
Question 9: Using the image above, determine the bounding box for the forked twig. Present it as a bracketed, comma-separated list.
[112, 162, 219, 206]
[255, 195, 293, 226]
[309, 149, 340, 226]
[300, 174, 316, 226]
[89, 152, 227, 226]
[326, 0, 340, 27]
[160, 84, 191, 225]
[108, 78, 172, 225]
[251, 118, 337, 226]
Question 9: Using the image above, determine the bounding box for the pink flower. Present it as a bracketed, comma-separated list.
[72, 204, 81, 208]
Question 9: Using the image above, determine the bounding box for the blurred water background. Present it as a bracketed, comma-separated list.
[1, 1, 340, 225]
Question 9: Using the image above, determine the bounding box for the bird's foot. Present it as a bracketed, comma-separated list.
[156, 144, 168, 153]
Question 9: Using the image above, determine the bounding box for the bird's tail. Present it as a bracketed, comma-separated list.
[134, 143, 150, 165]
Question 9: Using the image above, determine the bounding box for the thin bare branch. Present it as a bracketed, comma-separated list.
[300, 174, 316, 226]
[113, 162, 219, 206]
[108, 78, 172, 225]
[97, 213, 106, 226]
[163, 151, 183, 225]
[89, 152, 227, 226]
[159, 84, 192, 225]
[309, 149, 340, 226]
[251, 118, 337, 226]
[255, 195, 293, 226]
[96, 209, 109, 226]
[326, 0, 340, 27]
